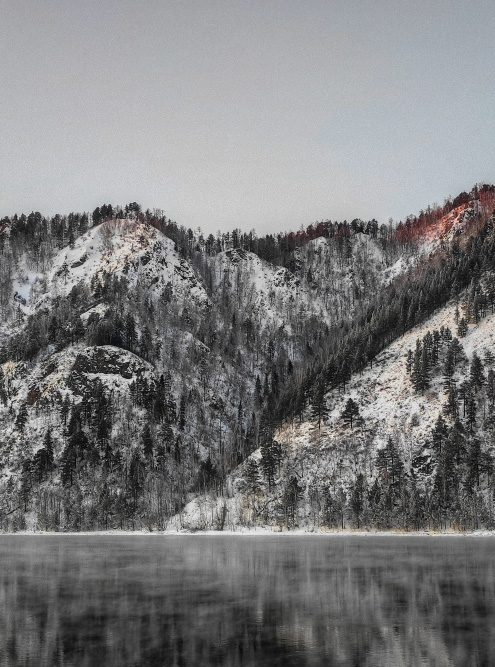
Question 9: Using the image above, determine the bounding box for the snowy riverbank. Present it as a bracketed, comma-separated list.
[3, 528, 495, 537]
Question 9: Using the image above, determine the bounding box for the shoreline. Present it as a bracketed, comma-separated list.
[2, 528, 495, 537]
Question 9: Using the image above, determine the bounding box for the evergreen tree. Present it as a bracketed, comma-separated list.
[341, 397, 360, 429]
[244, 458, 260, 497]
[260, 438, 282, 489]
[469, 352, 485, 391]
[411, 339, 423, 391]
[128, 452, 145, 506]
[310, 377, 328, 429]
[466, 396, 477, 432]
[0, 367, 6, 405]
[465, 438, 482, 492]
[441, 325, 452, 344]
[282, 476, 301, 527]
[483, 348, 495, 366]
[487, 369, 495, 407]
[60, 444, 77, 486]
[450, 337, 465, 366]
[33, 430, 55, 483]
[125, 312, 137, 350]
[450, 418, 466, 466]
[142, 424, 154, 467]
[457, 317, 468, 338]
[60, 394, 71, 427]
[15, 401, 28, 431]
[160, 423, 175, 454]
[442, 346, 455, 390]
[406, 349, 414, 375]
[420, 343, 431, 391]
[350, 473, 366, 528]
[376, 438, 404, 491]
[432, 414, 448, 456]
[432, 329, 441, 367]
[179, 392, 187, 431]
[434, 425, 459, 509]
[443, 383, 459, 420]
[324, 488, 347, 529]
[459, 380, 472, 417]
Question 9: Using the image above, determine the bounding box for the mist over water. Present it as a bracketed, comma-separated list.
[0, 535, 494, 666]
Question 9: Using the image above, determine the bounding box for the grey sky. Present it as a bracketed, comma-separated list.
[1, 0, 494, 234]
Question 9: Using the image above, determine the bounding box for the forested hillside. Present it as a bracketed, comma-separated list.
[1, 185, 495, 531]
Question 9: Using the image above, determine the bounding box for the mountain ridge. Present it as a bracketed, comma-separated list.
[1, 184, 495, 531]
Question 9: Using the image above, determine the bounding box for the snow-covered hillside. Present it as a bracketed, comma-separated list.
[9, 219, 208, 330]
[173, 293, 495, 532]
[212, 247, 329, 329]
[1, 189, 493, 532]
[1, 345, 157, 469]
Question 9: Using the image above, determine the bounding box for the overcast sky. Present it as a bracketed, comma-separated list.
[1, 0, 494, 234]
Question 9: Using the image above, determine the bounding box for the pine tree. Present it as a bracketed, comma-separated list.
[459, 380, 472, 417]
[435, 427, 458, 506]
[432, 329, 441, 367]
[432, 414, 448, 457]
[260, 438, 282, 489]
[341, 397, 360, 429]
[487, 369, 495, 407]
[350, 473, 366, 528]
[465, 438, 482, 491]
[457, 317, 468, 338]
[420, 343, 431, 391]
[33, 429, 55, 483]
[469, 352, 485, 391]
[125, 312, 137, 350]
[450, 418, 466, 466]
[423, 331, 433, 366]
[179, 392, 187, 431]
[411, 339, 423, 391]
[443, 383, 459, 420]
[60, 444, 77, 486]
[59, 260, 69, 285]
[406, 349, 413, 374]
[466, 396, 477, 432]
[142, 424, 154, 466]
[450, 337, 465, 366]
[15, 402, 28, 431]
[128, 452, 145, 506]
[442, 346, 455, 391]
[60, 394, 71, 427]
[310, 377, 328, 429]
[441, 325, 452, 344]
[0, 366, 6, 405]
[244, 458, 260, 496]
[483, 348, 495, 366]
[43, 429, 54, 470]
[254, 375, 262, 408]
[376, 438, 404, 491]
[282, 476, 301, 527]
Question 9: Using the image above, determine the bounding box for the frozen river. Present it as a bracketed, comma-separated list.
[1, 535, 494, 666]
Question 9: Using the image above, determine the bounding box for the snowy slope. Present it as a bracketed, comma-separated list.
[6, 219, 208, 332]
[172, 296, 495, 531]
[46, 219, 208, 305]
[0, 345, 157, 466]
[212, 248, 329, 329]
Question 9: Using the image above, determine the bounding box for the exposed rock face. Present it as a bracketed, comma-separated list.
[71, 347, 150, 380]
[19, 346, 156, 407]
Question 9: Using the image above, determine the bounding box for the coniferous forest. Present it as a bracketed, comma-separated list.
[1, 184, 495, 531]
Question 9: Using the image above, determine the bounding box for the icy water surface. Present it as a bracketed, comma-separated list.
[0, 535, 495, 666]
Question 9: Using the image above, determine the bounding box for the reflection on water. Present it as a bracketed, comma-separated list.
[0, 535, 494, 666]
